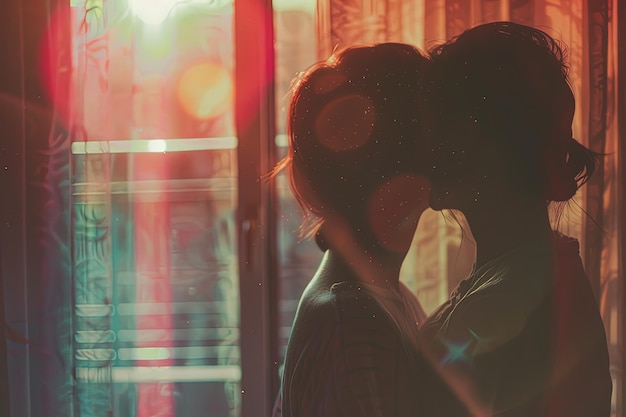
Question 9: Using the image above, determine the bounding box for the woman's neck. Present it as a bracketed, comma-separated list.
[318, 220, 407, 290]
[322, 243, 404, 291]
[462, 197, 553, 269]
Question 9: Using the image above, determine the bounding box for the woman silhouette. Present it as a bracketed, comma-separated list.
[420, 22, 612, 417]
[272, 43, 430, 417]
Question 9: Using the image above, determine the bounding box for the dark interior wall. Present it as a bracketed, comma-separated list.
[0, 0, 27, 415]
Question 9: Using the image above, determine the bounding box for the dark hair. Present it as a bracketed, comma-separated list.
[427, 21, 598, 201]
[274, 43, 429, 239]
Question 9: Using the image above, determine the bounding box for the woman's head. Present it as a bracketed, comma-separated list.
[279, 43, 430, 253]
[425, 21, 597, 212]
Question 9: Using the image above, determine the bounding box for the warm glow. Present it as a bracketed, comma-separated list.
[177, 62, 233, 119]
[147, 139, 167, 152]
[130, 0, 178, 25]
[315, 94, 376, 151]
[39, 5, 72, 125]
[273, 0, 316, 12]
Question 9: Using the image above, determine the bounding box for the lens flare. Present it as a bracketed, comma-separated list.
[177, 62, 233, 120]
[315, 94, 375, 151]
[39, 4, 72, 125]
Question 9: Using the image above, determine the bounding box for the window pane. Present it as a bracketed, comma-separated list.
[272, 0, 321, 370]
[70, 1, 239, 416]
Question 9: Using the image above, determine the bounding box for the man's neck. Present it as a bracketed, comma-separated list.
[463, 197, 552, 269]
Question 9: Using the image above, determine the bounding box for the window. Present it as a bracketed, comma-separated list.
[71, 2, 241, 416]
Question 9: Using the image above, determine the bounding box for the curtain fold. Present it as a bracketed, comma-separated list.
[445, 0, 473, 39]
[619, 3, 626, 417]
[37, 1, 75, 416]
[316, 0, 431, 58]
[0, 0, 71, 416]
[0, 1, 31, 413]
[510, 0, 534, 26]
[0, 6, 21, 415]
[0, 0, 73, 415]
[0, 228, 9, 417]
[585, 0, 609, 300]
[585, 2, 622, 413]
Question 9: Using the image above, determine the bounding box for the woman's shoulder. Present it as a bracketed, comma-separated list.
[329, 281, 392, 317]
[330, 282, 415, 349]
[292, 282, 338, 329]
[287, 281, 399, 356]
[294, 280, 410, 347]
[291, 280, 380, 328]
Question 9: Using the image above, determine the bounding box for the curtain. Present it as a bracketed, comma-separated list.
[610, 6, 626, 416]
[0, 0, 74, 416]
[315, 0, 622, 415]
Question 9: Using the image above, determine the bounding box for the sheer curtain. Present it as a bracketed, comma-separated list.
[315, 0, 622, 415]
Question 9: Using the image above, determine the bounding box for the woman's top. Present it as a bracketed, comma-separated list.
[420, 233, 612, 417]
[275, 275, 425, 417]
